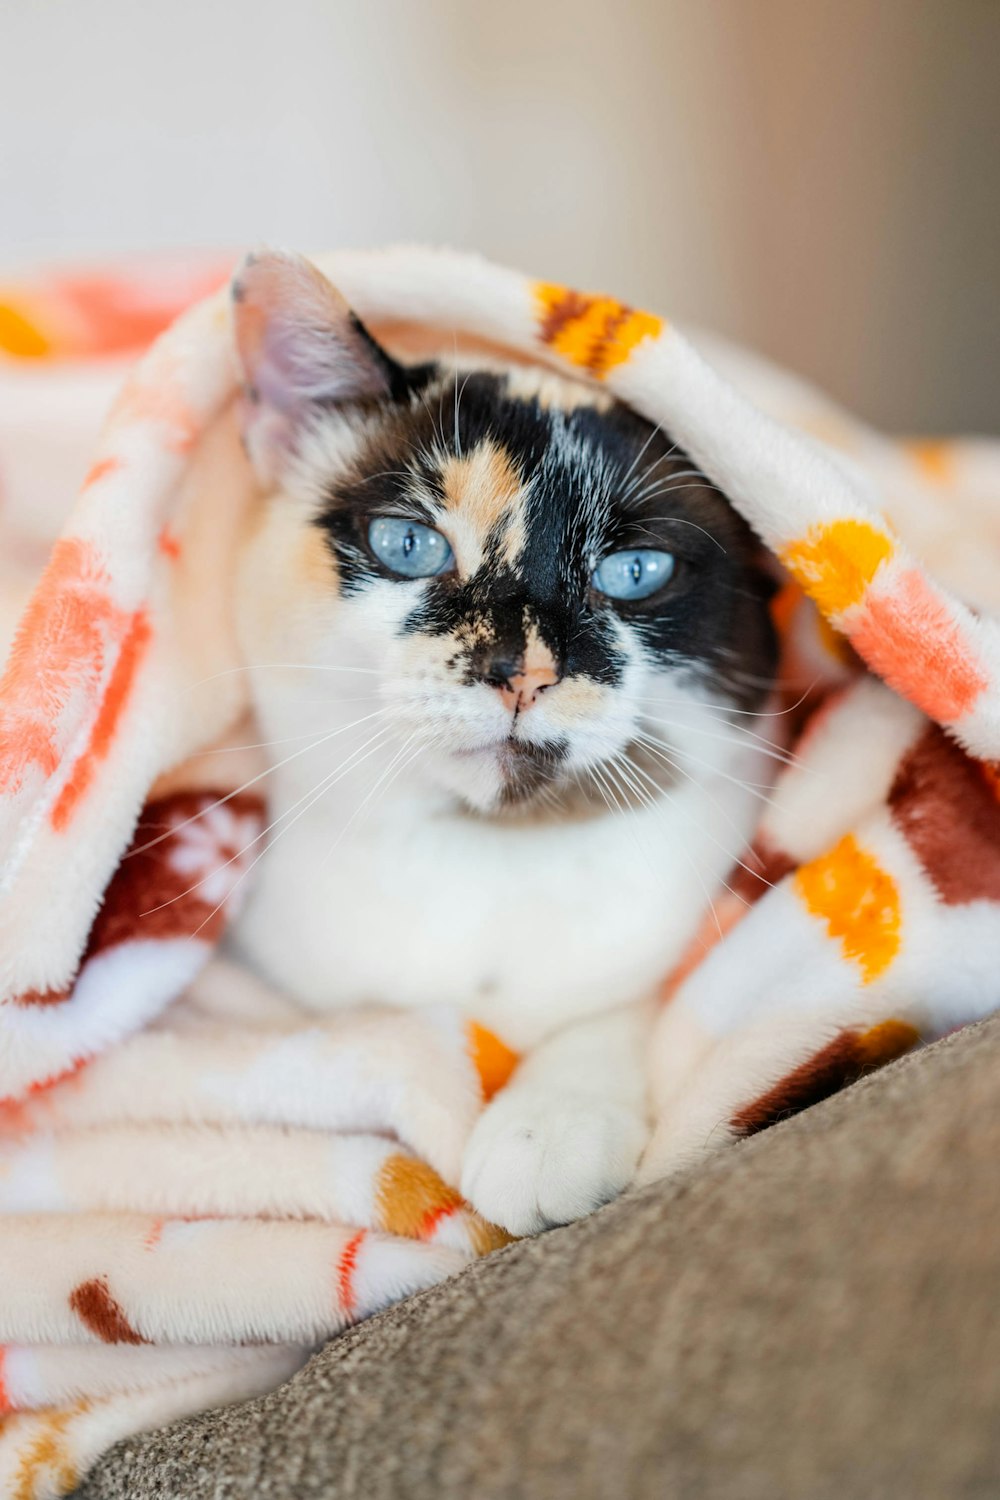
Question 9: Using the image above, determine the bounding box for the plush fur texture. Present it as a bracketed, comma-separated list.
[2, 247, 1000, 1498]
[229, 253, 784, 1235]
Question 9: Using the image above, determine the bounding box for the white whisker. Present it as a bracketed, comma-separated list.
[604, 751, 728, 940]
[623, 745, 771, 894]
[181, 722, 403, 936]
[638, 711, 802, 771]
[319, 731, 430, 872]
[139, 720, 400, 921]
[618, 444, 686, 505]
[617, 424, 669, 494]
[634, 730, 777, 800]
[127, 706, 398, 858]
[625, 514, 727, 553]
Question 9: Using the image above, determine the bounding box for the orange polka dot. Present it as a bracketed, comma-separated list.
[856, 1018, 920, 1066]
[466, 1021, 519, 1099]
[781, 519, 894, 617]
[535, 282, 663, 378]
[0, 302, 51, 358]
[849, 568, 988, 724]
[904, 439, 957, 486]
[375, 1154, 463, 1240]
[158, 527, 182, 561]
[795, 834, 901, 983]
[82, 456, 122, 489]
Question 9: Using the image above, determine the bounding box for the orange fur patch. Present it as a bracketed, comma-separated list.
[795, 834, 901, 983]
[441, 443, 523, 534]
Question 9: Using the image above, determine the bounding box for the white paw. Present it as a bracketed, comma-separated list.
[460, 1090, 647, 1236]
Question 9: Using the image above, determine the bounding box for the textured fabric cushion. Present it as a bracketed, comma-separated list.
[76, 1015, 1000, 1500]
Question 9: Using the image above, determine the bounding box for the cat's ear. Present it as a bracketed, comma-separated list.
[231, 250, 406, 483]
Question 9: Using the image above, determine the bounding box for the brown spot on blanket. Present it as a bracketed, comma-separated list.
[89, 790, 263, 948]
[11, 986, 72, 1007]
[10, 789, 263, 1005]
[731, 1020, 920, 1136]
[889, 724, 1000, 904]
[69, 1276, 148, 1345]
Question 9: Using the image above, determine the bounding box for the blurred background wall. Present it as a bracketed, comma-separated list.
[2, 0, 998, 432]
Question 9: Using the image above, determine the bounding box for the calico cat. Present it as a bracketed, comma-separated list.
[230, 252, 779, 1234]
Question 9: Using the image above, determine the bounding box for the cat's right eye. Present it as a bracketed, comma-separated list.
[368, 516, 454, 579]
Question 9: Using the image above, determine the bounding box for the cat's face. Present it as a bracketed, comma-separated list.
[233, 253, 778, 816]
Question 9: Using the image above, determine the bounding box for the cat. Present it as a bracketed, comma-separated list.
[229, 252, 779, 1234]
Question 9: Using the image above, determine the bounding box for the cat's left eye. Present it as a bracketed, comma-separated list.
[369, 516, 454, 579]
[592, 548, 675, 602]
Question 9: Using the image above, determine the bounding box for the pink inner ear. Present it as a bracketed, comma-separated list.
[231, 251, 391, 481]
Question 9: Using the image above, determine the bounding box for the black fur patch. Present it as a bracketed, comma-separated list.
[315, 369, 778, 710]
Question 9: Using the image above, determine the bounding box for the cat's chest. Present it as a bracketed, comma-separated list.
[232, 773, 747, 1050]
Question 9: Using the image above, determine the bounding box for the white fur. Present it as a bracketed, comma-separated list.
[233, 505, 772, 1045]
[231, 469, 776, 1228]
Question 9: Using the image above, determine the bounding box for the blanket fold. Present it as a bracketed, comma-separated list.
[2, 249, 999, 1499]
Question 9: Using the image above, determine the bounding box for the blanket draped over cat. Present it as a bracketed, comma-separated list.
[1, 248, 999, 1497]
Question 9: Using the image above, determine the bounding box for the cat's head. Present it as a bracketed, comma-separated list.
[232, 252, 779, 816]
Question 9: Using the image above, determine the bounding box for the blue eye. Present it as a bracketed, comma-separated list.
[368, 517, 454, 579]
[592, 549, 675, 601]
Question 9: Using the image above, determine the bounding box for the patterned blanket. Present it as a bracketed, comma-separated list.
[1, 250, 999, 1498]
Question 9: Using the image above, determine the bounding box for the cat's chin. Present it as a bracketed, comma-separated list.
[434, 737, 568, 817]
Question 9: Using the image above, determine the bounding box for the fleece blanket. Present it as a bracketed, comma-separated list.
[2, 250, 1000, 1497]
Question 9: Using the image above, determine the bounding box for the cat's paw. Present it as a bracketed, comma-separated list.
[460, 1090, 647, 1236]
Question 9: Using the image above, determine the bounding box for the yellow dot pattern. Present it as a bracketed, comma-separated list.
[855, 1018, 920, 1066]
[0, 303, 51, 358]
[534, 282, 663, 378]
[781, 518, 894, 617]
[795, 833, 901, 983]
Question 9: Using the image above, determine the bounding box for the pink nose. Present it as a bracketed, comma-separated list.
[496, 665, 560, 715]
